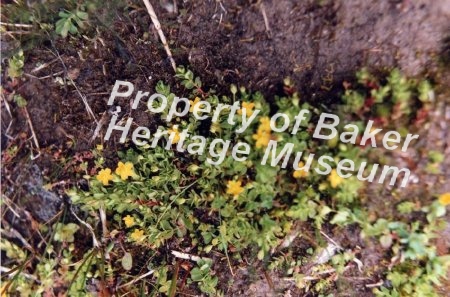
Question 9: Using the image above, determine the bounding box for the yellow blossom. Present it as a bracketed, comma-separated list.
[438, 193, 450, 206]
[238, 101, 255, 116]
[328, 169, 344, 188]
[252, 131, 271, 148]
[226, 180, 244, 197]
[96, 144, 103, 151]
[293, 162, 309, 178]
[252, 117, 272, 148]
[115, 161, 134, 180]
[96, 168, 113, 186]
[130, 229, 145, 241]
[123, 215, 135, 227]
[259, 116, 271, 132]
[189, 97, 201, 112]
[168, 126, 181, 144]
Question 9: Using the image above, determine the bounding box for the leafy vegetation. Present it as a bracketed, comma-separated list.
[7, 50, 25, 78]
[2, 0, 124, 56]
[3, 66, 447, 296]
[55, 9, 89, 38]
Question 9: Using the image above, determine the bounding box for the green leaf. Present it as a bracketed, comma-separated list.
[418, 80, 433, 102]
[58, 11, 71, 18]
[184, 81, 194, 89]
[330, 210, 350, 225]
[76, 10, 89, 20]
[13, 95, 27, 107]
[255, 164, 278, 184]
[7, 50, 24, 78]
[121, 252, 133, 271]
[59, 19, 72, 38]
[190, 268, 204, 281]
[54, 223, 79, 242]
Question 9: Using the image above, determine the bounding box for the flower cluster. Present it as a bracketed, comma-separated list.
[96, 161, 135, 186]
[252, 116, 272, 148]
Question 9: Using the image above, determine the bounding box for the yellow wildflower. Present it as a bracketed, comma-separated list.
[293, 162, 309, 178]
[226, 180, 244, 197]
[252, 117, 272, 148]
[123, 215, 135, 227]
[96, 144, 103, 151]
[438, 193, 450, 206]
[168, 126, 181, 144]
[328, 169, 344, 188]
[130, 229, 145, 241]
[189, 97, 201, 112]
[259, 116, 271, 132]
[238, 101, 255, 116]
[96, 168, 113, 186]
[252, 131, 271, 148]
[115, 161, 134, 180]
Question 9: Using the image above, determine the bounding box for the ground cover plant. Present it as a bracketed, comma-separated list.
[3, 61, 450, 295]
[1, 1, 450, 296]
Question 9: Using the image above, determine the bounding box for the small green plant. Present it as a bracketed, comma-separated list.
[359, 200, 449, 296]
[4, 66, 447, 296]
[7, 50, 24, 78]
[13, 94, 27, 107]
[55, 8, 88, 38]
[67, 66, 372, 293]
[189, 259, 220, 295]
[340, 68, 433, 129]
[53, 223, 80, 242]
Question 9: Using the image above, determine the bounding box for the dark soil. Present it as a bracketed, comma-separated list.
[2, 0, 450, 296]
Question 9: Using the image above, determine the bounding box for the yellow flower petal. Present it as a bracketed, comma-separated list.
[438, 193, 450, 206]
[226, 180, 244, 197]
[252, 117, 273, 149]
[328, 169, 343, 188]
[238, 101, 255, 116]
[123, 215, 135, 228]
[189, 97, 201, 112]
[168, 126, 181, 144]
[130, 229, 145, 241]
[116, 161, 134, 180]
[259, 117, 271, 132]
[96, 168, 113, 186]
[293, 162, 309, 178]
[252, 131, 271, 148]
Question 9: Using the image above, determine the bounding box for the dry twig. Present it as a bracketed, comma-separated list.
[0, 22, 33, 28]
[171, 250, 211, 262]
[259, 2, 271, 37]
[70, 206, 100, 248]
[23, 106, 41, 159]
[142, 0, 177, 71]
[117, 269, 155, 288]
[30, 57, 59, 74]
